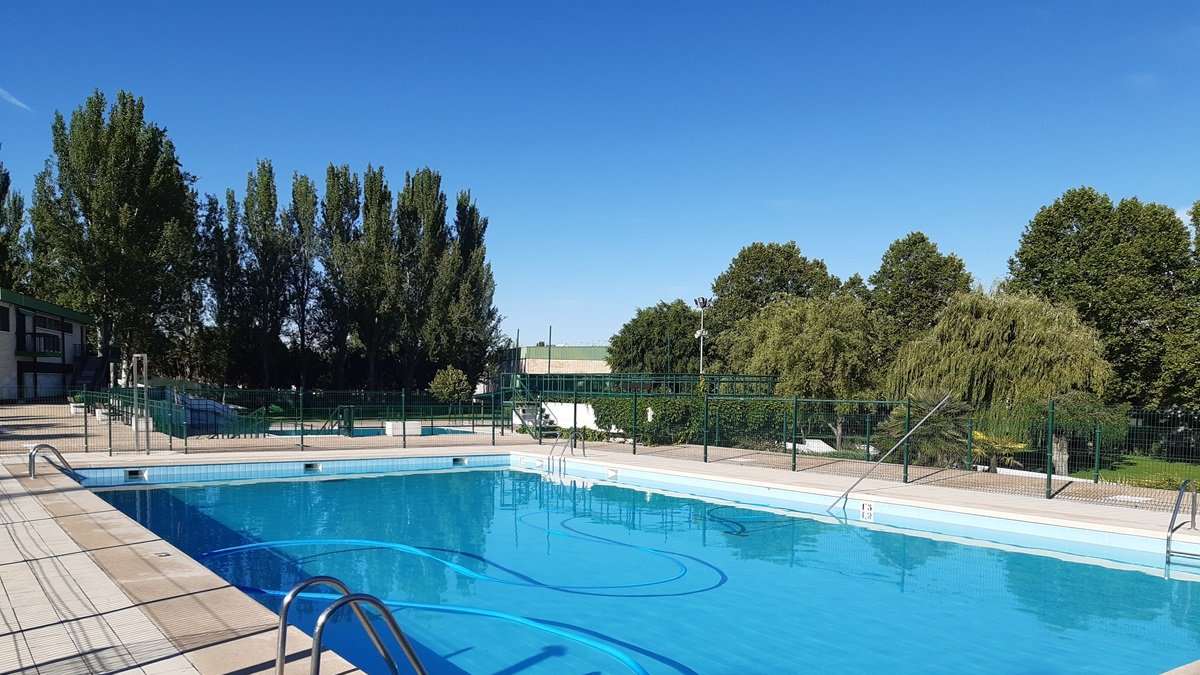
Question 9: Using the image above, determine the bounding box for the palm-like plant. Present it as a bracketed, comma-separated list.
[881, 390, 973, 467]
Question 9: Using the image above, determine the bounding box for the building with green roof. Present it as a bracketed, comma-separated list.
[501, 344, 610, 375]
[0, 288, 95, 399]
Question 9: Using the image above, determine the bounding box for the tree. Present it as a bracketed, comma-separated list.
[29, 90, 198, 378]
[838, 273, 871, 304]
[240, 159, 294, 386]
[708, 241, 839, 367]
[285, 172, 320, 385]
[890, 291, 1114, 474]
[0, 152, 27, 290]
[406, 168, 449, 385]
[1154, 201, 1200, 407]
[430, 191, 502, 384]
[889, 291, 1111, 407]
[1008, 188, 1192, 405]
[607, 300, 700, 373]
[724, 293, 883, 448]
[316, 164, 361, 388]
[197, 193, 248, 383]
[343, 165, 398, 388]
[867, 232, 972, 343]
[429, 365, 473, 403]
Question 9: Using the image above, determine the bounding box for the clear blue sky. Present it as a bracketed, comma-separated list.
[3, 2, 1198, 345]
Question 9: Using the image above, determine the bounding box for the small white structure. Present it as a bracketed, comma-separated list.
[384, 420, 424, 437]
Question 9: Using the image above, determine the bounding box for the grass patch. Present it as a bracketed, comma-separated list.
[1073, 455, 1200, 490]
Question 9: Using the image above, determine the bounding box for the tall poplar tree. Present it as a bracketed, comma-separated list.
[344, 165, 397, 388]
[398, 168, 448, 385]
[29, 90, 197, 375]
[317, 165, 360, 387]
[0, 153, 26, 289]
[286, 172, 320, 384]
[240, 160, 293, 385]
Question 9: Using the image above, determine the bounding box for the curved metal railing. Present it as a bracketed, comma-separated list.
[276, 576, 409, 675]
[309, 592, 427, 675]
[26, 444, 81, 480]
[1166, 479, 1198, 565]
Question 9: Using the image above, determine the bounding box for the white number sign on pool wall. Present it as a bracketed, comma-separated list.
[860, 501, 875, 522]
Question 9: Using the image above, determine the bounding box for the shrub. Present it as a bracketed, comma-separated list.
[430, 366, 473, 403]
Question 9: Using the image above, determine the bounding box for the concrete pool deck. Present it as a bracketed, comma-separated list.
[3, 442, 1200, 674]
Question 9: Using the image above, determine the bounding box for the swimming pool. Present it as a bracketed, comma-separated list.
[270, 426, 476, 437]
[97, 468, 1200, 673]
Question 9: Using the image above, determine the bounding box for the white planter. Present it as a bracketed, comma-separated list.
[95, 408, 112, 420]
[69, 402, 85, 415]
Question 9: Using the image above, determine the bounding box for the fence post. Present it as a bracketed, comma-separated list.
[107, 400, 113, 457]
[791, 397, 799, 471]
[865, 414, 871, 462]
[572, 390, 578, 450]
[1045, 398, 1055, 499]
[631, 391, 638, 455]
[1093, 423, 1101, 484]
[491, 395, 496, 446]
[299, 387, 305, 452]
[702, 390, 709, 463]
[715, 404, 721, 446]
[402, 390, 407, 449]
[902, 398, 911, 484]
[83, 392, 89, 453]
[965, 419, 973, 468]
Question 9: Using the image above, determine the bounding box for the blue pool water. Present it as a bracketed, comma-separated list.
[271, 428, 386, 437]
[97, 469, 1200, 674]
[270, 426, 474, 437]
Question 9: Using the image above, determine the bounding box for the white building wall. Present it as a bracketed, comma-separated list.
[0, 302, 14, 395]
[542, 401, 600, 430]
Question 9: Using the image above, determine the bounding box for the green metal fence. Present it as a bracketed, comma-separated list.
[6, 379, 1200, 510]
[0, 386, 516, 456]
[517, 389, 1200, 511]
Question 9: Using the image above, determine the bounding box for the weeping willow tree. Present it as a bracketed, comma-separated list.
[888, 291, 1114, 472]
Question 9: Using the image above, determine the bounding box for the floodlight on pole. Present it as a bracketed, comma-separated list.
[693, 297, 711, 375]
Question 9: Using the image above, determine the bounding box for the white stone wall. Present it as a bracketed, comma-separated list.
[543, 401, 600, 430]
[0, 302, 14, 395]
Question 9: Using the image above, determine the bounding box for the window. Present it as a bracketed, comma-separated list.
[35, 315, 66, 332]
[0, 305, 8, 332]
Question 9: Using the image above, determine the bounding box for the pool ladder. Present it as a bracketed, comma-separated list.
[547, 430, 586, 474]
[276, 576, 427, 675]
[1166, 480, 1199, 566]
[27, 443, 81, 480]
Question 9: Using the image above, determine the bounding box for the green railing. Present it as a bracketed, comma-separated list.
[500, 372, 777, 398]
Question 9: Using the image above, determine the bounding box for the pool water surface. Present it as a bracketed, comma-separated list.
[98, 469, 1200, 674]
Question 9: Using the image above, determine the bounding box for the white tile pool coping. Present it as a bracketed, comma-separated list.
[5, 442, 1200, 674]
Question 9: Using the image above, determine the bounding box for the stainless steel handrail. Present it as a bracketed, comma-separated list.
[827, 394, 952, 511]
[551, 430, 586, 459]
[1165, 479, 1198, 565]
[27, 444, 81, 480]
[310, 593, 427, 675]
[276, 576, 401, 675]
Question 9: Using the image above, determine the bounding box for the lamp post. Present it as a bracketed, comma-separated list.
[694, 297, 711, 375]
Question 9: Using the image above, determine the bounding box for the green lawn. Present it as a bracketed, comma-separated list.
[1072, 454, 1200, 489]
